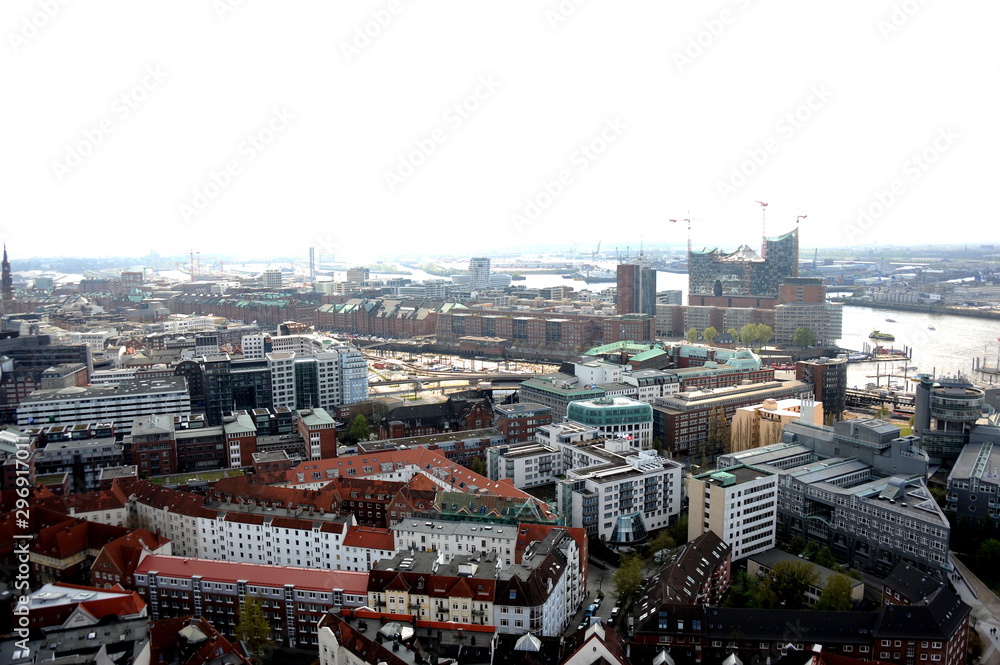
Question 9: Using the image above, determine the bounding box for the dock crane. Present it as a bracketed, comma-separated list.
[755, 201, 768, 258]
[669, 217, 693, 256]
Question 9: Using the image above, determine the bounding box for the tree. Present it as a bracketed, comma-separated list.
[975, 539, 1000, 570]
[686, 327, 700, 344]
[791, 327, 817, 348]
[722, 568, 761, 608]
[652, 437, 664, 455]
[753, 560, 819, 610]
[666, 515, 688, 545]
[612, 554, 644, 602]
[703, 326, 718, 344]
[727, 327, 739, 342]
[816, 573, 853, 611]
[470, 457, 487, 476]
[740, 323, 759, 349]
[647, 530, 676, 561]
[786, 535, 807, 555]
[348, 414, 371, 442]
[812, 546, 836, 569]
[757, 324, 774, 349]
[236, 595, 274, 663]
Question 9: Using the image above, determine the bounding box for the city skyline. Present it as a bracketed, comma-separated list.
[3, 2, 996, 259]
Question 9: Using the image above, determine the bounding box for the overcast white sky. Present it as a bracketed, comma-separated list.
[3, 1, 997, 262]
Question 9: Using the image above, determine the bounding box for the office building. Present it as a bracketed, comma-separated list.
[616, 262, 657, 316]
[519, 374, 606, 418]
[652, 379, 813, 455]
[730, 397, 824, 452]
[720, 419, 950, 577]
[493, 402, 552, 444]
[913, 374, 987, 461]
[688, 465, 779, 559]
[262, 268, 283, 288]
[17, 376, 190, 434]
[796, 356, 848, 419]
[566, 396, 653, 449]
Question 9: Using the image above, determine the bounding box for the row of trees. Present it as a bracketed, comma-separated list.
[722, 561, 854, 611]
[685, 323, 778, 350]
[683, 324, 818, 350]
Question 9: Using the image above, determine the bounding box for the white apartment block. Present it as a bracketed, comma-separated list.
[687, 465, 779, 560]
[66, 329, 117, 353]
[262, 269, 283, 288]
[241, 334, 268, 360]
[574, 361, 624, 387]
[129, 482, 393, 572]
[261, 336, 368, 407]
[17, 377, 191, 434]
[559, 447, 683, 542]
[392, 520, 519, 568]
[267, 352, 296, 408]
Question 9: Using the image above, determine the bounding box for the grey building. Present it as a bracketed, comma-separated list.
[944, 413, 1000, 524]
[35, 437, 125, 491]
[518, 373, 605, 418]
[719, 419, 950, 577]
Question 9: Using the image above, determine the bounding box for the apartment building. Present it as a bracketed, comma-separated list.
[134, 555, 368, 649]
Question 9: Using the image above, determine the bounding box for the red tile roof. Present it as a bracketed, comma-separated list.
[289, 447, 555, 518]
[149, 616, 251, 665]
[34, 489, 128, 515]
[343, 524, 395, 551]
[135, 555, 369, 594]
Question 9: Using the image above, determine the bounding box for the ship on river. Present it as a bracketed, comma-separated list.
[869, 330, 895, 341]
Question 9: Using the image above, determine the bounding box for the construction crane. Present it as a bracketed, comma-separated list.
[755, 201, 768, 259]
[591, 240, 601, 260]
[669, 217, 693, 256]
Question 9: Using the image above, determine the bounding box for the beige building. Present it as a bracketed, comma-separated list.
[688, 465, 779, 560]
[730, 397, 823, 453]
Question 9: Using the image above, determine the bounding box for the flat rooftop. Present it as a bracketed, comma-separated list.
[22, 376, 188, 403]
[697, 465, 775, 487]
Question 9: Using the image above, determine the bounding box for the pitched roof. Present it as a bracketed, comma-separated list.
[874, 586, 970, 640]
[135, 555, 369, 594]
[638, 530, 731, 608]
[882, 561, 944, 603]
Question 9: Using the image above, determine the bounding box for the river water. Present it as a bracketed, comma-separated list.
[376, 265, 1000, 390]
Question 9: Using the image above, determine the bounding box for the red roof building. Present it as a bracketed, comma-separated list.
[134, 555, 369, 650]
